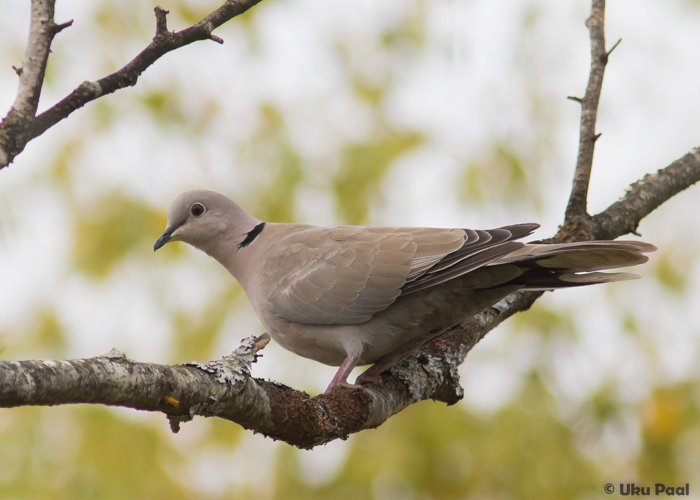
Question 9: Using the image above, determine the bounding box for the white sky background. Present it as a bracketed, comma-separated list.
[1, 0, 700, 494]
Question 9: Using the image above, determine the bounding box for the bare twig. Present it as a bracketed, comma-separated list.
[11, 0, 61, 119]
[0, 0, 71, 167]
[154, 5, 171, 38]
[52, 20, 74, 34]
[592, 147, 700, 240]
[564, 0, 614, 226]
[0, 0, 264, 169]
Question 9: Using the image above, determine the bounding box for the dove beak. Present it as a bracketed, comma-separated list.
[154, 221, 184, 251]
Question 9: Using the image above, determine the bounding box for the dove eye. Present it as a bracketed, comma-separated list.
[190, 203, 206, 217]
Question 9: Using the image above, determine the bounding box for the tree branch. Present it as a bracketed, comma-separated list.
[2, 0, 700, 450]
[0, 296, 539, 449]
[592, 147, 700, 240]
[0, 0, 264, 170]
[564, 0, 615, 225]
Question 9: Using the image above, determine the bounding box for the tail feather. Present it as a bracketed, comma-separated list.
[530, 248, 649, 271]
[514, 269, 642, 291]
[491, 241, 656, 270]
[491, 240, 656, 291]
[402, 220, 656, 295]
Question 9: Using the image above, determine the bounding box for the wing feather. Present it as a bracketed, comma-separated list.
[264, 223, 540, 325]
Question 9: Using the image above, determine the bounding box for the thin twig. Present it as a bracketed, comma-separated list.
[52, 20, 74, 34]
[154, 5, 170, 38]
[592, 147, 700, 240]
[0, 0, 71, 167]
[10, 0, 59, 119]
[564, 0, 612, 223]
[607, 38, 622, 57]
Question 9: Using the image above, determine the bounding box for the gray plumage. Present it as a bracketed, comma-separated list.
[155, 190, 656, 393]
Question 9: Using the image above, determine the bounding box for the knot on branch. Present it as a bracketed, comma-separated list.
[427, 344, 471, 405]
[168, 333, 270, 433]
[49, 20, 74, 36]
[556, 216, 595, 242]
[184, 333, 270, 385]
[391, 353, 445, 401]
[389, 337, 474, 405]
[201, 21, 224, 44]
[168, 394, 226, 433]
[76, 81, 103, 99]
[97, 347, 127, 360]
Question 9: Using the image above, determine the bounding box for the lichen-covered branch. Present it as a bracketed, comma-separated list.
[564, 0, 614, 223]
[0, 0, 264, 169]
[0, 333, 395, 448]
[0, 305, 528, 448]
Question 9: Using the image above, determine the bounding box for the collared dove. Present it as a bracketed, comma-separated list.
[154, 190, 656, 393]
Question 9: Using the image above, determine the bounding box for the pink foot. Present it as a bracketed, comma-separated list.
[355, 371, 381, 385]
[324, 381, 363, 394]
[355, 353, 400, 386]
[324, 352, 362, 394]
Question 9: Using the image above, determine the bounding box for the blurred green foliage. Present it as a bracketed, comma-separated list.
[32, 310, 67, 357]
[0, 407, 190, 500]
[652, 250, 688, 293]
[460, 143, 542, 210]
[275, 374, 603, 500]
[172, 285, 243, 361]
[73, 193, 167, 278]
[639, 385, 700, 483]
[247, 105, 304, 223]
[335, 130, 422, 225]
[511, 301, 576, 339]
[141, 87, 188, 126]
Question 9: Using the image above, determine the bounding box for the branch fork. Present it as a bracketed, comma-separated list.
[0, 0, 263, 169]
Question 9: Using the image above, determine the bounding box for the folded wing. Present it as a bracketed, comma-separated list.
[264, 223, 541, 325]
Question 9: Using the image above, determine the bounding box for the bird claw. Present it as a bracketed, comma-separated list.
[355, 372, 382, 386]
[324, 381, 364, 395]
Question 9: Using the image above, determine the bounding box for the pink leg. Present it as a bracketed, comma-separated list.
[355, 352, 401, 386]
[325, 351, 362, 394]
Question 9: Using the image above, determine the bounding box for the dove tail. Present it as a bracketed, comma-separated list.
[495, 240, 657, 290]
[510, 268, 642, 291]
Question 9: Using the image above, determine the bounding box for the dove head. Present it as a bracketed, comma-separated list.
[154, 190, 261, 261]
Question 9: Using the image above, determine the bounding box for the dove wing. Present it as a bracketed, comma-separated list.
[263, 224, 539, 325]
